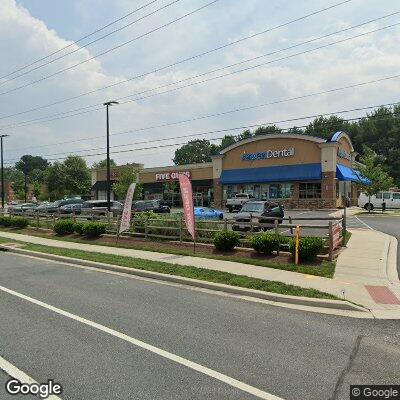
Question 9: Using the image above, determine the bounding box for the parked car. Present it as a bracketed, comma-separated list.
[40, 198, 84, 214]
[59, 203, 83, 215]
[194, 207, 224, 219]
[132, 200, 170, 214]
[81, 200, 123, 218]
[232, 201, 284, 232]
[358, 191, 400, 210]
[8, 202, 37, 215]
[226, 193, 255, 212]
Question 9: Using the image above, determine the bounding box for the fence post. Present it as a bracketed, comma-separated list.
[295, 226, 300, 265]
[145, 216, 148, 239]
[72, 210, 76, 223]
[274, 219, 280, 256]
[342, 213, 347, 247]
[328, 221, 334, 261]
[179, 213, 183, 244]
[52, 213, 56, 228]
[223, 218, 227, 232]
[289, 216, 293, 235]
[36, 213, 39, 230]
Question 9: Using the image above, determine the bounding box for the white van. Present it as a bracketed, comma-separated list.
[358, 191, 400, 210]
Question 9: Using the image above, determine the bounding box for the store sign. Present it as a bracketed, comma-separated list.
[155, 171, 191, 181]
[242, 148, 295, 161]
[337, 148, 351, 161]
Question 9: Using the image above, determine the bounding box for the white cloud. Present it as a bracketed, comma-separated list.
[0, 0, 399, 168]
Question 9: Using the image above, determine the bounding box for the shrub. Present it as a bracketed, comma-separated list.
[81, 222, 106, 238]
[53, 219, 75, 235]
[213, 231, 240, 251]
[289, 236, 325, 261]
[251, 232, 280, 254]
[0, 216, 11, 227]
[74, 221, 86, 235]
[10, 217, 29, 229]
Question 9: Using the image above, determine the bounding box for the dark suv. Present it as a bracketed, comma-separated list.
[132, 200, 170, 214]
[232, 201, 284, 231]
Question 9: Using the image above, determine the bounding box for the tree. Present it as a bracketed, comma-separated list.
[219, 135, 236, 150]
[173, 140, 219, 165]
[92, 159, 117, 169]
[112, 166, 142, 200]
[253, 125, 282, 136]
[63, 156, 91, 196]
[5, 169, 25, 200]
[358, 146, 394, 212]
[305, 116, 349, 140]
[163, 181, 179, 206]
[44, 156, 91, 200]
[15, 155, 49, 176]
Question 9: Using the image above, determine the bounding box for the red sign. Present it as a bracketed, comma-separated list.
[119, 183, 136, 234]
[178, 173, 195, 240]
[155, 171, 191, 181]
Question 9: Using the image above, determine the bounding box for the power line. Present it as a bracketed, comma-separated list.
[0, 0, 181, 85]
[4, 101, 399, 163]
[0, 0, 220, 97]
[0, 0, 160, 80]
[0, 0, 354, 120]
[6, 72, 400, 153]
[2, 14, 398, 131]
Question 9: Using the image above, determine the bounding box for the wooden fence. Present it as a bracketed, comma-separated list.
[1, 209, 346, 259]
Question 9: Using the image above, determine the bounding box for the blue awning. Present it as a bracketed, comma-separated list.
[220, 163, 322, 185]
[336, 164, 370, 184]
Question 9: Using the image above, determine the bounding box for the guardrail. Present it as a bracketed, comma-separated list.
[0, 209, 346, 259]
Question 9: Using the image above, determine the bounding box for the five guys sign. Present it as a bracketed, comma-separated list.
[155, 171, 191, 181]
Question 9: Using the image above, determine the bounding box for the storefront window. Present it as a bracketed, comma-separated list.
[299, 183, 321, 199]
[268, 183, 294, 199]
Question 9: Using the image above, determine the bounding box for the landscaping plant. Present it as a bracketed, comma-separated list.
[251, 232, 280, 255]
[0, 216, 11, 227]
[289, 236, 325, 261]
[53, 219, 75, 235]
[10, 217, 29, 229]
[74, 221, 86, 235]
[81, 222, 106, 238]
[213, 231, 240, 251]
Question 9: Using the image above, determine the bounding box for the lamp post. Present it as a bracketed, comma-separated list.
[103, 101, 119, 213]
[0, 134, 9, 209]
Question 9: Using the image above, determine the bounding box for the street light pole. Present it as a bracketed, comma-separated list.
[0, 134, 9, 209]
[103, 101, 119, 213]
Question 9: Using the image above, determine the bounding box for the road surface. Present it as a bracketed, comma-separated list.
[0, 251, 399, 400]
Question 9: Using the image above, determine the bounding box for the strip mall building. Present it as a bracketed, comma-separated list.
[91, 131, 363, 209]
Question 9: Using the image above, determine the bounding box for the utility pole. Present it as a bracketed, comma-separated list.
[0, 134, 9, 209]
[103, 101, 119, 213]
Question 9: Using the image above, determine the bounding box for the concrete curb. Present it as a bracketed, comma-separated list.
[387, 236, 399, 284]
[0, 245, 365, 313]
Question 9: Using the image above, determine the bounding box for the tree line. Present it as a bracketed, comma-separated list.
[173, 105, 400, 186]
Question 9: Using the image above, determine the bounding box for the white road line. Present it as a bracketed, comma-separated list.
[0, 355, 62, 399]
[354, 216, 374, 230]
[0, 285, 284, 400]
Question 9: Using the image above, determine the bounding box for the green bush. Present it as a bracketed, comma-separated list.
[250, 232, 280, 254]
[0, 216, 11, 227]
[10, 217, 29, 229]
[213, 231, 240, 251]
[289, 236, 325, 261]
[74, 221, 86, 235]
[81, 222, 106, 238]
[53, 219, 75, 235]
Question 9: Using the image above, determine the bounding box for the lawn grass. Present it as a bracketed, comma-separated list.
[0, 228, 336, 278]
[21, 243, 338, 300]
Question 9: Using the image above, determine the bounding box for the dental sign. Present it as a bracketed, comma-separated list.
[242, 148, 295, 161]
[337, 148, 351, 161]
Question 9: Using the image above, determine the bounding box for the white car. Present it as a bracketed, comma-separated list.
[358, 191, 400, 210]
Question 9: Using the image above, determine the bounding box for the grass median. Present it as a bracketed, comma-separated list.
[18, 242, 338, 300]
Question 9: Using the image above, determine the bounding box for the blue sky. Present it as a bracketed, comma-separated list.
[1, 0, 399, 167]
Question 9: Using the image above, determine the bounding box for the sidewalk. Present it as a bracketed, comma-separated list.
[0, 230, 399, 318]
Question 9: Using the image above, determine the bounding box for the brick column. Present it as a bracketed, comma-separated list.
[321, 171, 336, 208]
[213, 179, 223, 208]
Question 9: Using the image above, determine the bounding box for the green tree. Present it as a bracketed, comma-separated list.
[63, 155, 91, 196]
[173, 140, 219, 165]
[15, 155, 49, 176]
[219, 135, 236, 150]
[112, 166, 142, 200]
[163, 181, 179, 206]
[92, 159, 117, 169]
[45, 162, 66, 200]
[253, 125, 282, 135]
[5, 169, 25, 200]
[358, 146, 394, 212]
[305, 116, 349, 140]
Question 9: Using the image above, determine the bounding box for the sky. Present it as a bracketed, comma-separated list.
[0, 0, 399, 168]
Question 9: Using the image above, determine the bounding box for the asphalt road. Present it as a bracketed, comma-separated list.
[0, 252, 399, 400]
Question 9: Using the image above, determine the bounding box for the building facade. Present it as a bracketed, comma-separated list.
[91, 132, 363, 209]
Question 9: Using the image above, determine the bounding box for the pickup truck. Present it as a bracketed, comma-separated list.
[226, 193, 255, 212]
